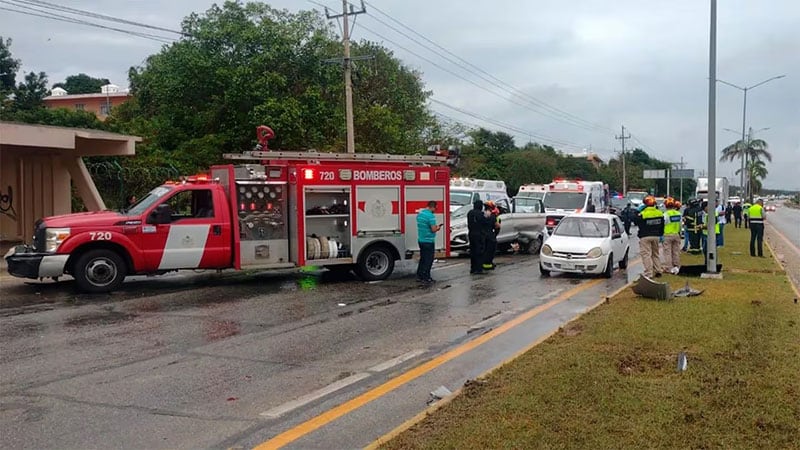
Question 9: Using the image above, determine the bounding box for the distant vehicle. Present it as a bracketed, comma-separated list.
[608, 196, 629, 217]
[765, 204, 776, 212]
[449, 178, 508, 213]
[540, 213, 630, 278]
[696, 177, 729, 204]
[449, 197, 546, 255]
[626, 190, 648, 207]
[542, 179, 606, 233]
[729, 195, 741, 204]
[516, 184, 549, 201]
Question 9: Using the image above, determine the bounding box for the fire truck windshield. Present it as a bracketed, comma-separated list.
[125, 186, 174, 216]
[544, 192, 586, 210]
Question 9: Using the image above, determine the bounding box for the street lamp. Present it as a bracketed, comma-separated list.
[717, 74, 785, 200]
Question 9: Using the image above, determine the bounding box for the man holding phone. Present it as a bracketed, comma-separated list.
[416, 200, 442, 284]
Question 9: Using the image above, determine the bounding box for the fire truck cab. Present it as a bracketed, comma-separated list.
[542, 179, 606, 233]
[5, 149, 450, 293]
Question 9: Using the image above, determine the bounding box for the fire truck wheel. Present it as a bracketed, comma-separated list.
[356, 245, 395, 281]
[73, 249, 127, 293]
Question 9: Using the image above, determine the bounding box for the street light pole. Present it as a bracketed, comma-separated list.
[705, 0, 718, 275]
[717, 74, 786, 201]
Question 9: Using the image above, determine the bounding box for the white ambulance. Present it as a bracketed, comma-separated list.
[542, 179, 606, 233]
[448, 178, 509, 213]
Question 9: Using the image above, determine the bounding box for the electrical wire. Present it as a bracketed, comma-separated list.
[0, 4, 174, 43]
[362, 1, 612, 134]
[8, 0, 187, 36]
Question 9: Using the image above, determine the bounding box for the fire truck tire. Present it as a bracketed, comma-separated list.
[356, 245, 395, 281]
[73, 249, 127, 293]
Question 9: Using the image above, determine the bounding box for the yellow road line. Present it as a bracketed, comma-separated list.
[367, 264, 641, 449]
[254, 278, 604, 450]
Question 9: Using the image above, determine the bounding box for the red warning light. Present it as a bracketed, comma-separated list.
[250, 202, 256, 211]
[303, 168, 315, 180]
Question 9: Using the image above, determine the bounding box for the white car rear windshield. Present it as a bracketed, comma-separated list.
[554, 217, 609, 238]
[450, 192, 473, 207]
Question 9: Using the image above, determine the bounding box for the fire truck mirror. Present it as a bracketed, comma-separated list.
[148, 204, 172, 225]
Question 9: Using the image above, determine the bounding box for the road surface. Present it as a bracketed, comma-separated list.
[765, 204, 800, 291]
[1, 244, 643, 449]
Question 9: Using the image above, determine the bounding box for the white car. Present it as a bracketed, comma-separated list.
[540, 213, 630, 278]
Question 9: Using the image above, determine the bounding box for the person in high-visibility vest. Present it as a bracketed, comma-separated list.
[634, 195, 665, 278]
[662, 198, 682, 274]
[748, 198, 765, 257]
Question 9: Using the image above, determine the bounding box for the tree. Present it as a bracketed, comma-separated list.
[736, 158, 768, 197]
[13, 71, 49, 110]
[0, 36, 19, 102]
[116, 2, 433, 173]
[720, 128, 771, 200]
[501, 149, 557, 193]
[53, 73, 111, 94]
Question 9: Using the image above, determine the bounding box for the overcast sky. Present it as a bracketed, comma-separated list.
[2, 0, 798, 189]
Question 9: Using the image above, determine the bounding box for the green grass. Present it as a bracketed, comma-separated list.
[382, 226, 800, 450]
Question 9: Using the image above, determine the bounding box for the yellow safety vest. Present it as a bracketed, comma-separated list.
[702, 211, 720, 235]
[664, 210, 681, 235]
[749, 204, 764, 223]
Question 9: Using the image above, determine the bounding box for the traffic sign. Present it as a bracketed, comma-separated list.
[672, 169, 695, 179]
[643, 169, 666, 179]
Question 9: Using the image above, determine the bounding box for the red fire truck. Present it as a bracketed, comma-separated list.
[5, 137, 451, 292]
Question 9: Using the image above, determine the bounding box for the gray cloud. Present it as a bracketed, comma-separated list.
[2, 0, 797, 189]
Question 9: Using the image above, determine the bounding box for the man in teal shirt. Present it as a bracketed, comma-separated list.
[416, 201, 442, 284]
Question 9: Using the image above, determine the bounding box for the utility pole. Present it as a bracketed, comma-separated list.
[705, 0, 719, 276]
[325, 1, 366, 153]
[615, 125, 631, 196]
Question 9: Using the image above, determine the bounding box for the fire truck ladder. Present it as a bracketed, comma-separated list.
[223, 150, 447, 164]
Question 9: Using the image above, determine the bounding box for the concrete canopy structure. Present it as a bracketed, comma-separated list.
[0, 122, 141, 242]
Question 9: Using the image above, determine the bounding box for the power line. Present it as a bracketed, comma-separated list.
[431, 98, 588, 150]
[9, 0, 187, 36]
[0, 4, 174, 43]
[309, 0, 612, 135]
[361, 0, 613, 134]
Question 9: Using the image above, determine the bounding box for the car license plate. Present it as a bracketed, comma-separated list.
[561, 262, 575, 270]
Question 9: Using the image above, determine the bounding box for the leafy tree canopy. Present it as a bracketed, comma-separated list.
[0, 36, 19, 101]
[53, 73, 111, 94]
[116, 1, 433, 172]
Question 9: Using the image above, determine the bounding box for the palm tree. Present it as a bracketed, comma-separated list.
[720, 127, 772, 200]
[735, 158, 768, 198]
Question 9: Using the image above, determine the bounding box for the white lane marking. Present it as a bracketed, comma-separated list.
[433, 262, 466, 271]
[368, 349, 426, 373]
[158, 225, 210, 270]
[538, 287, 566, 300]
[260, 372, 370, 419]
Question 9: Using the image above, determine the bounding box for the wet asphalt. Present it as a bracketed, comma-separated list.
[0, 244, 642, 449]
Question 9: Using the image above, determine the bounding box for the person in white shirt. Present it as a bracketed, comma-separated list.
[716, 200, 726, 247]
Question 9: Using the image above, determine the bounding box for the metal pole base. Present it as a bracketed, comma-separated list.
[700, 272, 724, 279]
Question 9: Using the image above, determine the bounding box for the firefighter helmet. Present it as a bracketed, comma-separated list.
[664, 197, 676, 208]
[674, 200, 682, 209]
[643, 195, 656, 207]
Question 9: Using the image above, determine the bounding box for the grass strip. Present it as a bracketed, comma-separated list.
[381, 226, 800, 450]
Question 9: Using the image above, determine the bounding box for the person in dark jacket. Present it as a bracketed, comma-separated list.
[732, 202, 743, 228]
[621, 202, 635, 234]
[467, 200, 486, 274]
[482, 201, 500, 270]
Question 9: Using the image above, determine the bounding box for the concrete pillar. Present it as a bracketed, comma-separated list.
[63, 157, 106, 211]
